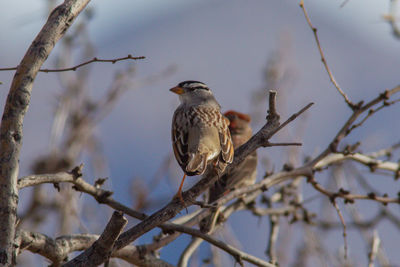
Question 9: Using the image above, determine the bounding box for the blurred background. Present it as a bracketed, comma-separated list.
[1, 0, 399, 266]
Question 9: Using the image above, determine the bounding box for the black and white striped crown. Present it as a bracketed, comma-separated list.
[178, 81, 209, 91]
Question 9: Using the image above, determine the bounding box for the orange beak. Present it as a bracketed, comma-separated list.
[170, 86, 184, 95]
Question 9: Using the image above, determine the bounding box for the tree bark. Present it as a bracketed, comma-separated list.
[0, 0, 90, 265]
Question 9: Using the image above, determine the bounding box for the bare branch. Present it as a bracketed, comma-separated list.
[163, 224, 276, 267]
[63, 211, 127, 266]
[178, 237, 203, 267]
[16, 230, 173, 267]
[0, 0, 90, 264]
[0, 55, 145, 73]
[314, 152, 400, 175]
[18, 165, 148, 220]
[18, 166, 215, 243]
[308, 86, 400, 167]
[368, 231, 380, 267]
[332, 201, 348, 260]
[318, 209, 400, 230]
[264, 142, 302, 147]
[266, 213, 280, 265]
[367, 142, 400, 158]
[308, 175, 400, 204]
[299, 0, 356, 109]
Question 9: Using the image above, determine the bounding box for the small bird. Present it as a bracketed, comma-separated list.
[170, 81, 234, 204]
[200, 110, 257, 232]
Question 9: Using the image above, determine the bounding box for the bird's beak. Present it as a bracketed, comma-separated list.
[170, 86, 184, 95]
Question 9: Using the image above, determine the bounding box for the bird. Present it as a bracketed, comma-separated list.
[170, 81, 234, 204]
[200, 110, 257, 232]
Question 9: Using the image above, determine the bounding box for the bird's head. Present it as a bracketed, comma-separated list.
[224, 110, 253, 144]
[170, 81, 215, 105]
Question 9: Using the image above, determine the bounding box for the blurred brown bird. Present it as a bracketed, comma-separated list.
[170, 81, 234, 204]
[200, 110, 257, 232]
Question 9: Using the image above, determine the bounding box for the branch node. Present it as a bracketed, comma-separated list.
[338, 188, 350, 195]
[94, 177, 108, 188]
[96, 190, 114, 203]
[69, 164, 84, 179]
[380, 90, 390, 100]
[266, 90, 279, 122]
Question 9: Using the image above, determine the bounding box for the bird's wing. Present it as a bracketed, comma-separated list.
[218, 115, 234, 164]
[171, 107, 190, 172]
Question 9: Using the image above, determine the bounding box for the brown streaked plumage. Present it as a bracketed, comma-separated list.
[170, 81, 234, 203]
[200, 110, 257, 232]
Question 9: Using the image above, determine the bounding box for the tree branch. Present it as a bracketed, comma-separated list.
[63, 211, 127, 267]
[299, 0, 356, 109]
[164, 224, 275, 267]
[314, 152, 400, 175]
[307, 175, 400, 204]
[332, 200, 348, 260]
[368, 231, 380, 267]
[16, 230, 173, 267]
[0, 55, 145, 73]
[18, 164, 148, 220]
[0, 0, 90, 264]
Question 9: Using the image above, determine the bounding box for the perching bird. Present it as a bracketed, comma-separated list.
[200, 110, 257, 232]
[170, 81, 234, 203]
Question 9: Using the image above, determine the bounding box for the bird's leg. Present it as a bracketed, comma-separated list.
[174, 173, 188, 212]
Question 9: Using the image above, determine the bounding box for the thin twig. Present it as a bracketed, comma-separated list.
[178, 237, 203, 267]
[314, 152, 400, 174]
[368, 142, 400, 158]
[0, 55, 145, 73]
[162, 224, 275, 267]
[331, 200, 348, 260]
[267, 102, 314, 139]
[266, 214, 279, 265]
[299, 0, 355, 109]
[348, 98, 400, 133]
[368, 231, 380, 267]
[318, 209, 400, 230]
[307, 175, 400, 205]
[264, 142, 302, 147]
